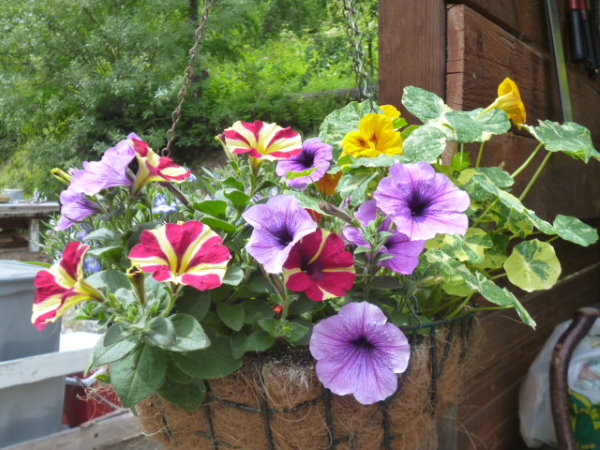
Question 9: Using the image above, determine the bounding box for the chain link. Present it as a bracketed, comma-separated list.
[340, 0, 375, 111]
[162, 0, 216, 157]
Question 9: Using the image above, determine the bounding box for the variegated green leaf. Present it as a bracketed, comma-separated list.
[504, 240, 561, 292]
[400, 124, 447, 163]
[402, 86, 448, 122]
[552, 215, 599, 247]
[525, 121, 600, 162]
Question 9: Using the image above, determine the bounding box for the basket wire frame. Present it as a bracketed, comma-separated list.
[156, 314, 474, 450]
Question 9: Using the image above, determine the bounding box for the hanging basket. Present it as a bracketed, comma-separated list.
[136, 315, 475, 450]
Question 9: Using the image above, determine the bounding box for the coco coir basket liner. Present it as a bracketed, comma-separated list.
[136, 315, 475, 450]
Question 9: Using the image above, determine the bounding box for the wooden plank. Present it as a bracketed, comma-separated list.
[379, 0, 446, 114]
[0, 348, 93, 390]
[4, 410, 145, 450]
[0, 202, 59, 219]
[447, 5, 600, 219]
[447, 4, 600, 140]
[453, 0, 547, 51]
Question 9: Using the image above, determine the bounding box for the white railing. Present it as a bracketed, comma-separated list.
[0, 333, 145, 450]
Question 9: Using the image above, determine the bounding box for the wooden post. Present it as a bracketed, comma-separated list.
[378, 0, 447, 112]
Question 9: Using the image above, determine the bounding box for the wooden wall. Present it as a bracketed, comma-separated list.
[379, 1, 600, 448]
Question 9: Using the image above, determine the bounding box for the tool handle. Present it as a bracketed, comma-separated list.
[569, 0, 588, 61]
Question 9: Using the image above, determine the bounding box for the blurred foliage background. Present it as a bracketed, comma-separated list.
[0, 0, 378, 196]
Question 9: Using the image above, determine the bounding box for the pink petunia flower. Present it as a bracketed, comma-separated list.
[283, 229, 355, 301]
[128, 221, 231, 291]
[129, 133, 192, 195]
[31, 242, 104, 330]
[222, 120, 302, 161]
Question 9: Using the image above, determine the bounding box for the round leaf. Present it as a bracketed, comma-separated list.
[503, 240, 561, 292]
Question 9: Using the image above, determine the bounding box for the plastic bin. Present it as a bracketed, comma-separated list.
[0, 260, 64, 447]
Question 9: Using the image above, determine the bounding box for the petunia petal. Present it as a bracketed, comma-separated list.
[128, 221, 230, 290]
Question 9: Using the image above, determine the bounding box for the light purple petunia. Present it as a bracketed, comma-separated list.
[56, 188, 100, 231]
[374, 162, 470, 240]
[276, 138, 332, 190]
[310, 302, 411, 405]
[343, 200, 425, 275]
[242, 195, 317, 273]
[69, 138, 136, 195]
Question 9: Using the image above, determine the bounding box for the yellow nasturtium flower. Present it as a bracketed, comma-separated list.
[380, 104, 401, 119]
[484, 77, 527, 128]
[342, 114, 403, 158]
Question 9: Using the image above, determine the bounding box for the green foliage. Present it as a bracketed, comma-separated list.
[0, 0, 375, 195]
[504, 240, 561, 292]
[525, 121, 600, 162]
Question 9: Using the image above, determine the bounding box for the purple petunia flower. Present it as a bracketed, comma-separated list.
[310, 302, 411, 405]
[242, 195, 317, 273]
[343, 200, 425, 275]
[69, 138, 136, 195]
[276, 138, 332, 190]
[374, 162, 470, 240]
[56, 188, 100, 231]
[152, 195, 178, 214]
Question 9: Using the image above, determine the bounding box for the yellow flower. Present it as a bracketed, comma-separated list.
[341, 114, 403, 158]
[380, 104, 401, 119]
[484, 77, 527, 128]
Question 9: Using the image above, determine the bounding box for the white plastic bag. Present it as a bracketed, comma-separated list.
[519, 318, 600, 448]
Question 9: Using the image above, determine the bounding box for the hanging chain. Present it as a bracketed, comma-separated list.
[162, 0, 216, 157]
[340, 0, 375, 110]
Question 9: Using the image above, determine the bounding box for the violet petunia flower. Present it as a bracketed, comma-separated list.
[152, 195, 178, 214]
[242, 195, 317, 273]
[56, 188, 100, 231]
[310, 302, 411, 405]
[276, 138, 333, 190]
[83, 256, 102, 274]
[69, 138, 136, 195]
[374, 162, 470, 240]
[343, 200, 425, 275]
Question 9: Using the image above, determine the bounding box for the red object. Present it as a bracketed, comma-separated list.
[62, 372, 121, 427]
[305, 208, 323, 224]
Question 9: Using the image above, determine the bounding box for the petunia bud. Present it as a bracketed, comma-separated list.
[51, 168, 73, 185]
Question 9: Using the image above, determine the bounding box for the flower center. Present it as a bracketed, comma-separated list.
[304, 260, 325, 281]
[276, 227, 294, 247]
[352, 335, 375, 350]
[408, 193, 431, 217]
[296, 150, 316, 169]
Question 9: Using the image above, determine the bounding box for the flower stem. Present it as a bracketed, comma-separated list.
[471, 198, 498, 228]
[446, 293, 474, 320]
[511, 143, 543, 178]
[475, 141, 486, 168]
[518, 152, 552, 202]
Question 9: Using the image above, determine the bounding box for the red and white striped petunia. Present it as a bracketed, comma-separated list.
[128, 221, 231, 291]
[283, 229, 356, 302]
[223, 121, 302, 161]
[31, 242, 104, 330]
[128, 133, 192, 195]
